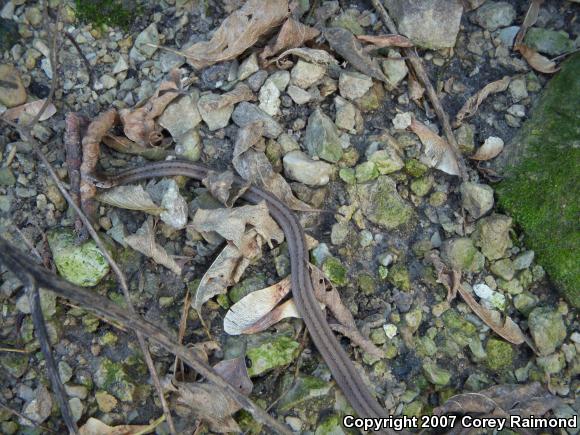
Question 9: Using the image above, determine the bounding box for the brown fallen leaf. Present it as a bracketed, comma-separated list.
[516, 44, 560, 74]
[260, 18, 320, 61]
[202, 170, 249, 208]
[173, 381, 241, 433]
[1, 99, 57, 122]
[325, 27, 388, 83]
[119, 76, 180, 146]
[192, 202, 284, 250]
[357, 34, 414, 49]
[408, 74, 425, 102]
[434, 383, 561, 435]
[96, 185, 164, 215]
[80, 109, 117, 224]
[471, 136, 504, 161]
[514, 0, 544, 48]
[181, 0, 288, 69]
[192, 229, 263, 310]
[79, 417, 155, 435]
[409, 118, 460, 176]
[103, 134, 169, 160]
[233, 122, 313, 211]
[124, 217, 182, 275]
[457, 284, 526, 345]
[213, 356, 254, 396]
[454, 76, 511, 127]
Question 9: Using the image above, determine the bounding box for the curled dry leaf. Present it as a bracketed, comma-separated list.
[213, 357, 253, 396]
[261, 17, 320, 60]
[514, 0, 544, 48]
[1, 98, 57, 122]
[455, 76, 511, 127]
[517, 45, 560, 74]
[103, 134, 169, 160]
[273, 47, 339, 68]
[80, 109, 117, 222]
[119, 78, 180, 146]
[124, 217, 182, 275]
[408, 74, 425, 102]
[325, 27, 388, 83]
[409, 118, 460, 176]
[79, 417, 153, 435]
[197, 83, 255, 113]
[471, 136, 504, 161]
[192, 202, 284, 250]
[97, 185, 164, 215]
[202, 170, 249, 208]
[193, 229, 263, 310]
[457, 284, 526, 345]
[233, 122, 312, 211]
[181, 0, 288, 69]
[357, 34, 414, 49]
[224, 277, 293, 335]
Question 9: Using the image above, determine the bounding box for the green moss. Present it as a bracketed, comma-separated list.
[496, 54, 580, 308]
[322, 257, 348, 286]
[388, 264, 411, 291]
[74, 0, 141, 29]
[485, 338, 514, 371]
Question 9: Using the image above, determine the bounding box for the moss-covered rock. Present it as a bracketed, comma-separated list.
[485, 338, 514, 371]
[349, 176, 415, 230]
[441, 237, 485, 273]
[74, 0, 139, 29]
[422, 360, 451, 386]
[246, 335, 300, 377]
[357, 273, 377, 295]
[322, 257, 348, 286]
[277, 375, 332, 411]
[528, 307, 567, 356]
[94, 358, 136, 402]
[472, 214, 512, 261]
[355, 161, 379, 183]
[48, 228, 110, 286]
[388, 264, 411, 291]
[495, 54, 580, 307]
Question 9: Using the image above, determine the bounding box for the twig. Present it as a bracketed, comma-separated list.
[64, 31, 95, 89]
[11, 3, 178, 431]
[63, 113, 84, 234]
[0, 238, 293, 435]
[369, 0, 468, 180]
[27, 279, 79, 434]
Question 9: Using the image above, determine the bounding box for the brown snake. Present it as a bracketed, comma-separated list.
[94, 160, 394, 429]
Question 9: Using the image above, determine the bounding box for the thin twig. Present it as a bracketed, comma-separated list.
[0, 239, 293, 435]
[64, 31, 95, 89]
[369, 0, 468, 180]
[27, 279, 79, 434]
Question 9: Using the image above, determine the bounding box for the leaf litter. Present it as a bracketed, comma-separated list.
[260, 17, 320, 61]
[409, 118, 460, 176]
[454, 76, 511, 127]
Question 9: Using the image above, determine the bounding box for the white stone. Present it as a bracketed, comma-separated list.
[383, 323, 398, 339]
[112, 55, 129, 74]
[338, 71, 373, 100]
[290, 60, 326, 89]
[258, 79, 281, 116]
[392, 112, 412, 130]
[287, 85, 312, 105]
[283, 150, 334, 186]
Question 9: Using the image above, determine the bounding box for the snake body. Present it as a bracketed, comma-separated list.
[96, 160, 391, 424]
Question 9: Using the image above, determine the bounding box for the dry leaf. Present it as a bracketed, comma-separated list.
[357, 34, 413, 49]
[261, 18, 320, 60]
[514, 0, 544, 48]
[409, 118, 460, 176]
[79, 418, 153, 435]
[1, 99, 57, 122]
[102, 134, 169, 160]
[325, 27, 388, 83]
[517, 45, 560, 74]
[202, 170, 249, 208]
[224, 277, 293, 334]
[181, 0, 288, 69]
[232, 122, 312, 211]
[193, 229, 263, 310]
[273, 47, 339, 68]
[125, 217, 182, 275]
[119, 78, 180, 146]
[173, 381, 241, 433]
[80, 109, 117, 223]
[435, 382, 561, 435]
[455, 76, 511, 126]
[197, 83, 255, 113]
[213, 357, 253, 395]
[457, 284, 526, 345]
[408, 74, 425, 102]
[97, 185, 164, 215]
[471, 136, 504, 161]
[192, 202, 283, 250]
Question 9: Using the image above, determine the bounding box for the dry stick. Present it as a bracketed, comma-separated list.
[63, 31, 95, 89]
[369, 0, 468, 180]
[0, 240, 292, 435]
[27, 279, 78, 434]
[21, 5, 177, 433]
